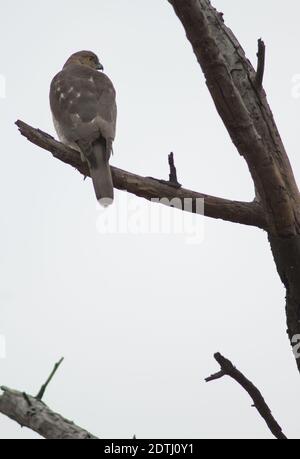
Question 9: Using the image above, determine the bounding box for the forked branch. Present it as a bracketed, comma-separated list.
[205, 353, 287, 440]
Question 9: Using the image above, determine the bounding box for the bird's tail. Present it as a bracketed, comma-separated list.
[79, 138, 114, 206]
[90, 154, 114, 206]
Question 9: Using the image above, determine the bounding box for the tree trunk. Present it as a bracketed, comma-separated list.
[168, 0, 300, 373]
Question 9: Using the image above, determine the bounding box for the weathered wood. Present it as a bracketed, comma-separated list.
[206, 353, 287, 440]
[168, 0, 300, 237]
[168, 0, 300, 373]
[269, 234, 300, 372]
[16, 120, 266, 229]
[5, 0, 299, 439]
[0, 387, 98, 439]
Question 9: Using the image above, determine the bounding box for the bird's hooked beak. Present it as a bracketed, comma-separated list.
[96, 62, 104, 71]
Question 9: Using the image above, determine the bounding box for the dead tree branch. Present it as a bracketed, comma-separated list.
[6, 0, 299, 441]
[168, 152, 181, 187]
[168, 0, 300, 236]
[0, 386, 98, 439]
[168, 0, 300, 373]
[205, 353, 287, 440]
[255, 38, 266, 89]
[0, 359, 97, 439]
[36, 358, 64, 401]
[16, 120, 266, 229]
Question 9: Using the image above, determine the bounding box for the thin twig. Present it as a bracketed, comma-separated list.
[36, 357, 64, 401]
[205, 353, 287, 440]
[255, 38, 266, 89]
[205, 370, 225, 382]
[168, 152, 181, 188]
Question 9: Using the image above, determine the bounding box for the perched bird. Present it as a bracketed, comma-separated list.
[50, 50, 117, 205]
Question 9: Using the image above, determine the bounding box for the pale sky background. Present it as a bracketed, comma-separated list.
[1, 0, 300, 439]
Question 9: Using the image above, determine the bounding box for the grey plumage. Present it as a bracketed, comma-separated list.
[77, 137, 114, 205]
[49, 51, 117, 205]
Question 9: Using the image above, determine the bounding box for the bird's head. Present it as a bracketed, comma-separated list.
[63, 51, 104, 71]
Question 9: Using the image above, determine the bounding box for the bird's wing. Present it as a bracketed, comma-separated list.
[50, 64, 117, 145]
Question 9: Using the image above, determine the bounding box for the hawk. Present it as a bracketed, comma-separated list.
[50, 50, 117, 205]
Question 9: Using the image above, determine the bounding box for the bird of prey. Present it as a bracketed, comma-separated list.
[50, 50, 117, 205]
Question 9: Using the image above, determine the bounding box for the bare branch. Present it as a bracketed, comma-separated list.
[16, 120, 267, 229]
[168, 0, 300, 236]
[205, 370, 225, 382]
[0, 387, 98, 439]
[168, 0, 300, 377]
[36, 358, 64, 401]
[255, 38, 266, 89]
[168, 152, 181, 187]
[205, 353, 287, 440]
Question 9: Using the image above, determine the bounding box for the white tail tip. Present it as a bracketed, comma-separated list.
[97, 197, 113, 208]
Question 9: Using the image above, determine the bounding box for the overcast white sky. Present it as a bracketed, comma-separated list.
[1, 0, 300, 439]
